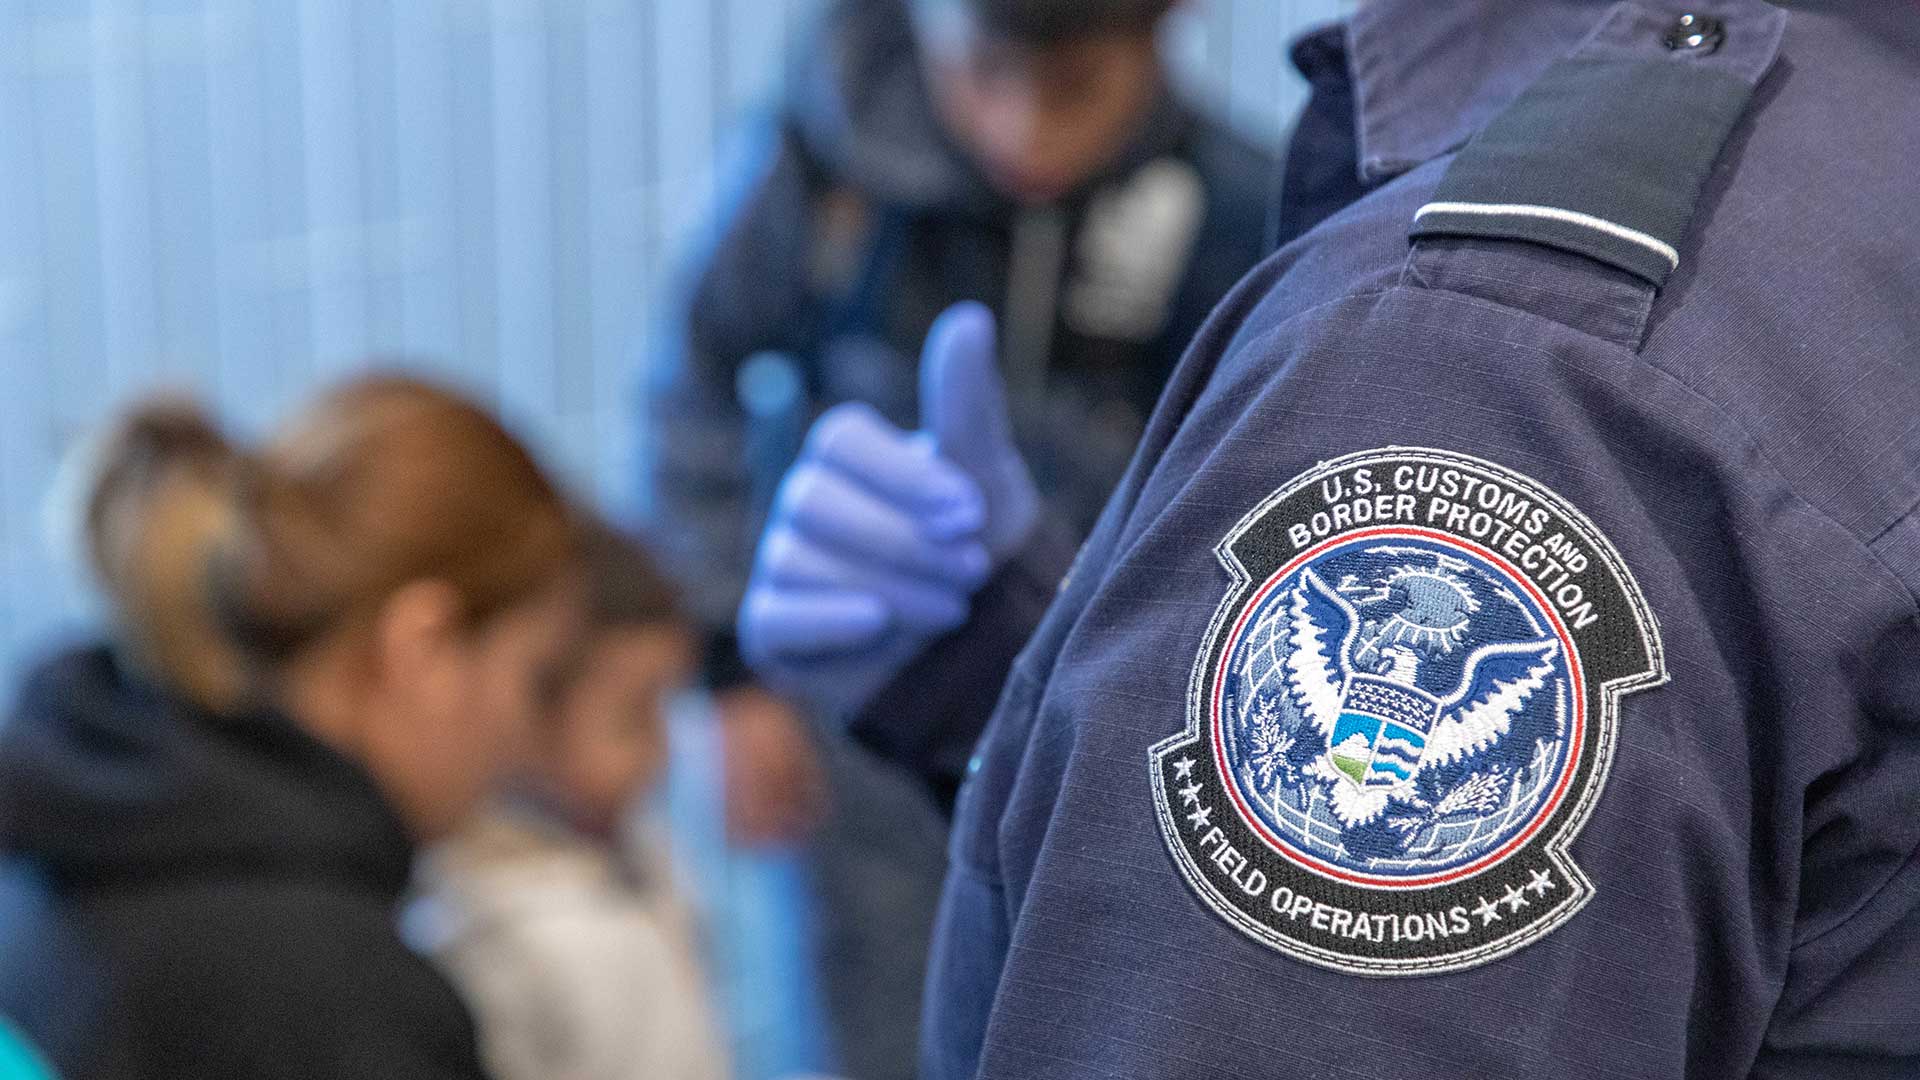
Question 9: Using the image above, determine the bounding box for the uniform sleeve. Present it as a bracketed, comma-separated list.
[1753, 857, 1920, 1078]
[916, 256, 1275, 1080]
[638, 121, 822, 682]
[1753, 591, 1920, 1079]
[851, 513, 1079, 813]
[912, 4, 1920, 1073]
[919, 230, 1920, 1076]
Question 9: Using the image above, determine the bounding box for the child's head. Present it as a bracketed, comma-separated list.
[526, 522, 692, 838]
[80, 375, 582, 841]
[908, 0, 1178, 204]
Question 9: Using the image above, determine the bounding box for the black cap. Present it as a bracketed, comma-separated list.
[915, 0, 1175, 46]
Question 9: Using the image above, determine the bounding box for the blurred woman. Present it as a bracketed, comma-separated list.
[0, 376, 582, 1079]
[411, 522, 732, 1080]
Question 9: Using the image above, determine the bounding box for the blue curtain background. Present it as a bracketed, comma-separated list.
[0, 2, 1351, 1075]
[0, 0, 1353, 676]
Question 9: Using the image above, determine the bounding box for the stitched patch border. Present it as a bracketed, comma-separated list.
[1150, 447, 1664, 975]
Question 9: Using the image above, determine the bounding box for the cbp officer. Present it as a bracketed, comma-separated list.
[737, 0, 1920, 1076]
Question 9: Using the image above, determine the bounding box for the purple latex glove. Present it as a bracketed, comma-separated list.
[737, 302, 1040, 714]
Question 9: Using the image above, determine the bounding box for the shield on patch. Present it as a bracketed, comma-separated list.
[1326, 672, 1442, 789]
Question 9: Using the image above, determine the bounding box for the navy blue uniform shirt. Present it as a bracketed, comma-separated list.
[913, 2, 1920, 1077]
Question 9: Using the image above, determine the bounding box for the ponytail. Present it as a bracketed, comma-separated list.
[72, 376, 579, 714]
[78, 401, 251, 711]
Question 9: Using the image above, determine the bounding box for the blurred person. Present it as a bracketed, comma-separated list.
[0, 376, 582, 1079]
[641, 2, 1275, 1071]
[643, 0, 1275, 738]
[409, 521, 737, 1080]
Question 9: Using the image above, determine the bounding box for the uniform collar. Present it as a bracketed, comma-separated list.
[1345, 0, 1779, 183]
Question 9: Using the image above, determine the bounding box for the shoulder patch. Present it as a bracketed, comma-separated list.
[1151, 447, 1664, 975]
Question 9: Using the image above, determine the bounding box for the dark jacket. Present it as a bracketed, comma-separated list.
[0, 646, 489, 1079]
[638, 0, 1277, 682]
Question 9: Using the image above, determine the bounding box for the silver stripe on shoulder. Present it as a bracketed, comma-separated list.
[1413, 201, 1680, 270]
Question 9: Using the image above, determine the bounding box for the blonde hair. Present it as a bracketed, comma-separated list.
[77, 375, 578, 712]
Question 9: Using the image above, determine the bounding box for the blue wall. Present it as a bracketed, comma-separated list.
[0, 0, 1352, 678]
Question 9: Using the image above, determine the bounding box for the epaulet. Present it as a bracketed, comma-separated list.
[1409, 3, 1788, 286]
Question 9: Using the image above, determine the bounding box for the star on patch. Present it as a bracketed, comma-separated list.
[1172, 757, 1196, 780]
[1185, 805, 1213, 829]
[1472, 895, 1502, 926]
[1500, 884, 1530, 913]
[1527, 868, 1554, 897]
[1178, 782, 1203, 807]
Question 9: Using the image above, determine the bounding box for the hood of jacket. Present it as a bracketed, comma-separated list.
[0, 645, 414, 898]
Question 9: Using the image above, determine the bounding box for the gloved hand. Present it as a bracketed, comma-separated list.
[918, 301, 1041, 561]
[737, 302, 1040, 715]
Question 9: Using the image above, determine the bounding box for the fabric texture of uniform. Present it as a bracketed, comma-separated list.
[637, 0, 1275, 686]
[0, 646, 489, 1079]
[914, 1, 1920, 1076]
[409, 804, 731, 1080]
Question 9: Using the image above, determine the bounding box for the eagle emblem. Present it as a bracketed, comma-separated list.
[1281, 566, 1560, 832]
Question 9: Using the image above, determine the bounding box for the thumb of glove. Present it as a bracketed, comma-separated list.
[919, 301, 1040, 559]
